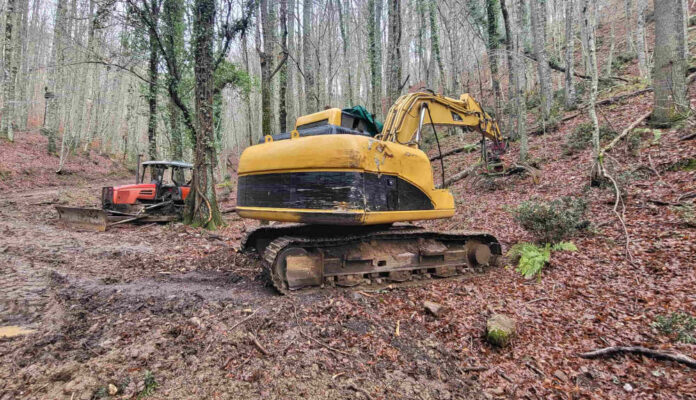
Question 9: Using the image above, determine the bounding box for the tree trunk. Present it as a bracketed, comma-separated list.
[605, 23, 615, 78]
[515, 0, 528, 161]
[162, 0, 185, 166]
[1, 0, 17, 141]
[146, 0, 160, 160]
[279, 0, 288, 132]
[185, 0, 223, 229]
[45, 0, 67, 154]
[564, 0, 576, 109]
[337, 0, 353, 106]
[286, 0, 296, 125]
[302, 0, 316, 112]
[487, 0, 502, 119]
[259, 0, 276, 135]
[635, 0, 648, 79]
[241, 32, 255, 146]
[581, 0, 599, 168]
[652, 0, 688, 125]
[500, 0, 516, 131]
[529, 0, 552, 122]
[386, 0, 402, 106]
[367, 0, 382, 116]
[429, 0, 444, 91]
[624, 0, 634, 52]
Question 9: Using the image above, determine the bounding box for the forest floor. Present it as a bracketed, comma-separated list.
[2, 55, 696, 400]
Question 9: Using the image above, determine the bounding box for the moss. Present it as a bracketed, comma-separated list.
[668, 158, 696, 172]
[487, 328, 511, 347]
[486, 314, 516, 347]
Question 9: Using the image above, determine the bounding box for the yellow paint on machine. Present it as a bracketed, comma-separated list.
[237, 92, 503, 226]
[238, 135, 455, 208]
[236, 206, 455, 225]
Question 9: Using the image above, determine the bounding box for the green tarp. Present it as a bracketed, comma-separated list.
[342, 105, 383, 136]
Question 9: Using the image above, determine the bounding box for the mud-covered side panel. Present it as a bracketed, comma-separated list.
[237, 172, 433, 211]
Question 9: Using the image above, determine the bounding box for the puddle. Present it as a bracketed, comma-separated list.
[0, 326, 36, 338]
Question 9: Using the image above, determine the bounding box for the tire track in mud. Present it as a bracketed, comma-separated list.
[0, 253, 50, 326]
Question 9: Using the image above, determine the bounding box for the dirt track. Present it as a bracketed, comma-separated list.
[0, 183, 486, 399]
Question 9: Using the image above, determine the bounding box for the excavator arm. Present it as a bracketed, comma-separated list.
[379, 92, 504, 148]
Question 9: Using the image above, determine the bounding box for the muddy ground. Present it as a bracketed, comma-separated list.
[0, 180, 491, 399]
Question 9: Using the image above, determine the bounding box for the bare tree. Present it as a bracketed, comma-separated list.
[302, 0, 316, 112]
[1, 0, 19, 141]
[635, 0, 648, 79]
[564, 0, 576, 109]
[529, 0, 552, 123]
[652, 0, 688, 125]
[580, 0, 599, 173]
[386, 0, 401, 106]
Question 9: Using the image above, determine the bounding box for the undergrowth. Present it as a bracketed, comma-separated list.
[512, 197, 587, 243]
[652, 312, 696, 344]
[564, 123, 617, 155]
[137, 371, 158, 399]
[507, 242, 577, 279]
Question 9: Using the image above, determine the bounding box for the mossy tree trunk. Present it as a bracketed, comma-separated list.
[184, 0, 223, 229]
[279, 0, 289, 132]
[385, 0, 402, 107]
[486, 0, 502, 119]
[1, 0, 18, 142]
[146, 0, 161, 161]
[162, 0, 185, 167]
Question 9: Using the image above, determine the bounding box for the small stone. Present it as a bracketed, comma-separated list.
[553, 370, 568, 382]
[487, 386, 505, 396]
[486, 314, 516, 347]
[107, 383, 118, 395]
[189, 316, 203, 328]
[423, 301, 445, 317]
[623, 383, 633, 392]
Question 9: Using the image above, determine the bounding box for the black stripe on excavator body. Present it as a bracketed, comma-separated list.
[237, 171, 434, 212]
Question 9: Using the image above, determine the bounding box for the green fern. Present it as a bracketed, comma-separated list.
[507, 242, 577, 279]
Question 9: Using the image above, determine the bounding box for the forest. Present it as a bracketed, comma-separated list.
[0, 0, 695, 398]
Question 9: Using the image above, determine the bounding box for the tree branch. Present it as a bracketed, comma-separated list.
[579, 346, 696, 369]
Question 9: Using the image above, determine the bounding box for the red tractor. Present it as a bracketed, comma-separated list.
[57, 160, 193, 231]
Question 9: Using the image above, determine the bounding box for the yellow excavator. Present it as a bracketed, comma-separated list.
[236, 92, 506, 293]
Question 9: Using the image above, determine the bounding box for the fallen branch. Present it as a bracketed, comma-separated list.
[249, 333, 270, 356]
[429, 143, 478, 161]
[579, 346, 696, 369]
[461, 365, 489, 372]
[679, 132, 696, 141]
[524, 362, 545, 377]
[440, 162, 481, 188]
[229, 307, 263, 332]
[347, 384, 374, 400]
[601, 110, 652, 155]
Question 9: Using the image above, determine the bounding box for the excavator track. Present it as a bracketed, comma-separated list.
[242, 224, 502, 294]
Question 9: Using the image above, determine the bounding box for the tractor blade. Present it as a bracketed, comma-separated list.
[55, 206, 108, 232]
